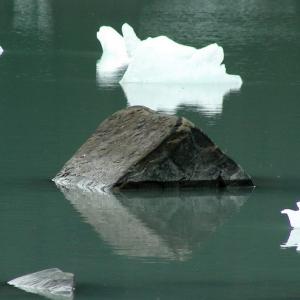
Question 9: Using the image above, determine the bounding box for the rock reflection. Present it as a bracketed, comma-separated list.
[121, 82, 240, 115]
[281, 229, 300, 252]
[59, 187, 251, 261]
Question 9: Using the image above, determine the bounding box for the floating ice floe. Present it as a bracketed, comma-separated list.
[96, 23, 242, 86]
[96, 25, 129, 72]
[121, 38, 242, 85]
[0, 46, 3, 56]
[121, 23, 141, 58]
[96, 25, 135, 87]
[281, 202, 300, 228]
[281, 229, 300, 252]
[7, 268, 74, 300]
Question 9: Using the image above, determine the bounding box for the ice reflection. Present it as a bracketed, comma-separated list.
[281, 229, 300, 252]
[59, 187, 251, 261]
[96, 58, 126, 88]
[13, 0, 53, 41]
[122, 82, 240, 115]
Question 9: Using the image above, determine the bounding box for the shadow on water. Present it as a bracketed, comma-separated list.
[72, 279, 300, 300]
[252, 176, 300, 191]
[57, 186, 252, 262]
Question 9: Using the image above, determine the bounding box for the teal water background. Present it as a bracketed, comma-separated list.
[0, 0, 300, 299]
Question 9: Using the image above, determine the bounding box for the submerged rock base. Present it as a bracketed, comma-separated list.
[53, 106, 253, 190]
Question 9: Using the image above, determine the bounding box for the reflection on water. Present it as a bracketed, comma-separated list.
[96, 59, 241, 115]
[96, 58, 126, 88]
[13, 0, 52, 41]
[59, 186, 251, 261]
[122, 82, 240, 115]
[281, 229, 300, 252]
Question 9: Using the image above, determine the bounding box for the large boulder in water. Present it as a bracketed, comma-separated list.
[53, 106, 253, 191]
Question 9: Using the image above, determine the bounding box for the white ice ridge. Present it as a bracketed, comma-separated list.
[121, 23, 141, 58]
[281, 202, 300, 228]
[96, 23, 242, 85]
[0, 46, 3, 56]
[96, 25, 129, 72]
[7, 268, 74, 300]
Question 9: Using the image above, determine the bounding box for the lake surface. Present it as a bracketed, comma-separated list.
[0, 0, 300, 299]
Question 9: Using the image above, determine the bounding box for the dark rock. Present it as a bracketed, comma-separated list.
[53, 106, 253, 190]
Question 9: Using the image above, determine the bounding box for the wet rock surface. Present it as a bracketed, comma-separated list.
[53, 106, 253, 190]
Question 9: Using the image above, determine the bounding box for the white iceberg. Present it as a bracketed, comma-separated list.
[96, 25, 131, 87]
[122, 82, 239, 115]
[281, 202, 300, 228]
[281, 229, 300, 251]
[95, 24, 137, 86]
[96, 26, 129, 72]
[121, 23, 141, 58]
[7, 268, 74, 300]
[0, 46, 3, 56]
[121, 38, 242, 85]
[96, 23, 242, 86]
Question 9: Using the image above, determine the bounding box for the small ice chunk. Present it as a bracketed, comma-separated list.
[121, 23, 141, 58]
[281, 202, 300, 228]
[96, 26, 129, 71]
[7, 268, 74, 300]
[0, 46, 3, 56]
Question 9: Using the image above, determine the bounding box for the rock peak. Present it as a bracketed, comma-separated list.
[53, 106, 253, 191]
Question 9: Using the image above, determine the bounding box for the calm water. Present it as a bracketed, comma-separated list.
[0, 0, 300, 299]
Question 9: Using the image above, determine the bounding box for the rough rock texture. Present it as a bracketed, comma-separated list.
[53, 106, 253, 190]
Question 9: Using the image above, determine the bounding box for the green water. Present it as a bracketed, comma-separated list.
[0, 0, 300, 299]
